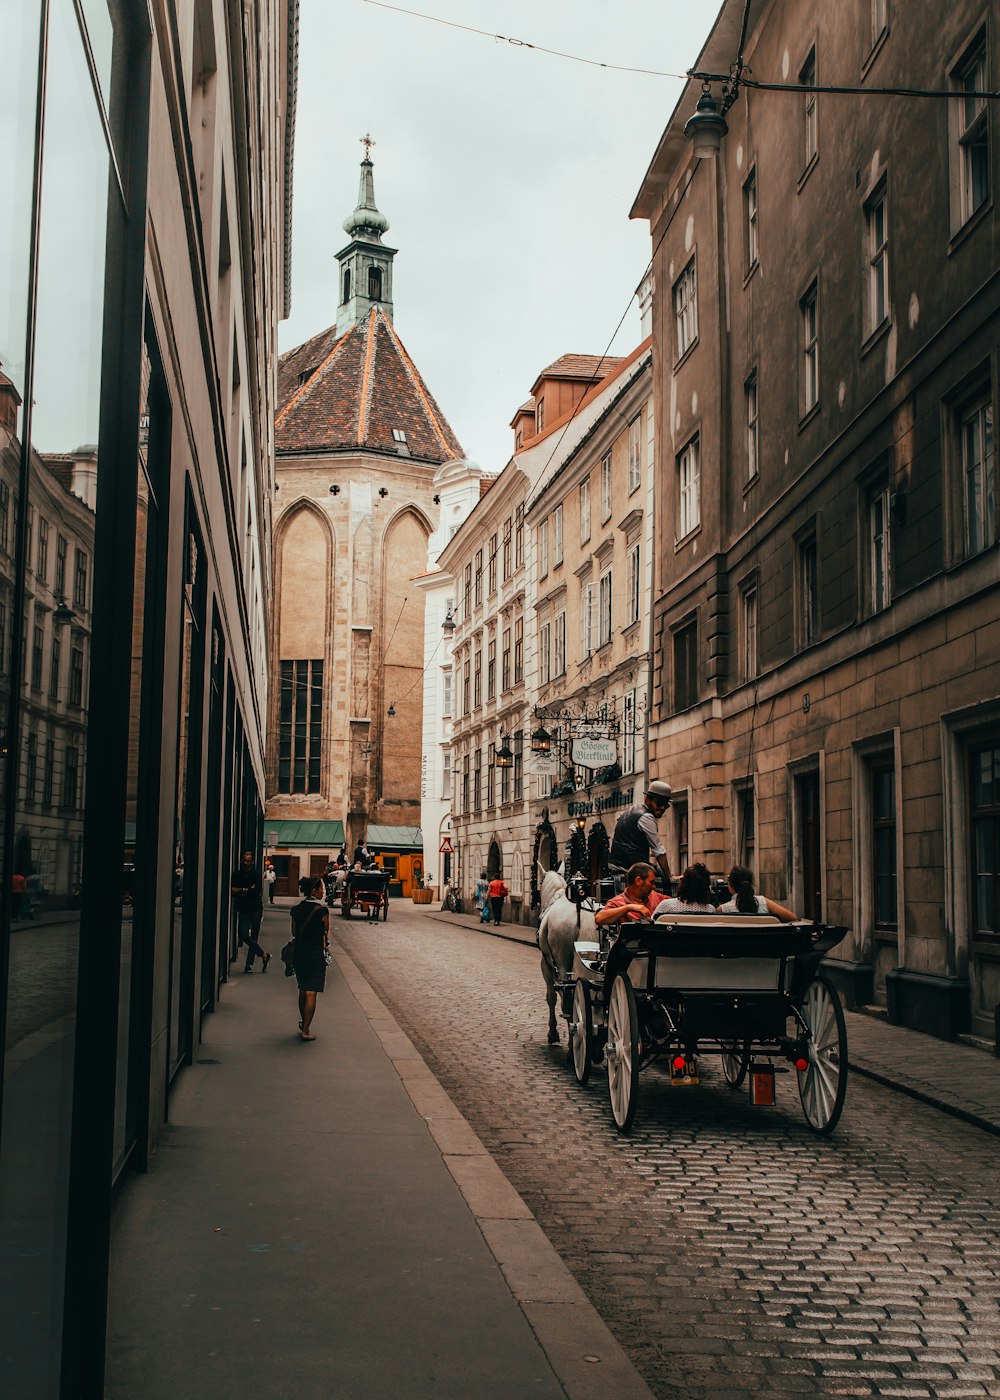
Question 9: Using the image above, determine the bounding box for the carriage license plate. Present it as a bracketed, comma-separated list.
[750, 1067, 776, 1105]
[670, 1056, 699, 1086]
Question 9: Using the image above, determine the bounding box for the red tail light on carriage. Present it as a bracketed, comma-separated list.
[795, 1058, 809, 1072]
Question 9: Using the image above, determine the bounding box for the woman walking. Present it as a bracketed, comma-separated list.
[473, 870, 490, 924]
[487, 874, 509, 926]
[290, 875, 329, 1040]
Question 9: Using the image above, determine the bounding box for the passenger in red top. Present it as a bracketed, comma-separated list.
[486, 877, 508, 926]
[594, 862, 665, 929]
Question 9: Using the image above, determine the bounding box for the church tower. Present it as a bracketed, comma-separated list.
[335, 135, 396, 336]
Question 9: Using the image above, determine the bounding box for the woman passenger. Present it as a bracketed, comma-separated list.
[290, 875, 330, 1040]
[655, 862, 717, 914]
[718, 864, 798, 922]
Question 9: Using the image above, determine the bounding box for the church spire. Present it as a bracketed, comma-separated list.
[336, 136, 396, 335]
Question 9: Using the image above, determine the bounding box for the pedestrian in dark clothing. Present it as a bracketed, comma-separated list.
[487, 876, 508, 926]
[231, 851, 270, 973]
[290, 876, 329, 1040]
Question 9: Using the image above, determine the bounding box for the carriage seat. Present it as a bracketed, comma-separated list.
[652, 912, 780, 927]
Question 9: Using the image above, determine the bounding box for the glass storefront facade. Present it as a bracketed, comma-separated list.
[0, 2, 281, 1391]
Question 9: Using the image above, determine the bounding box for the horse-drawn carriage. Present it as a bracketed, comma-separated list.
[341, 867, 389, 921]
[538, 872, 849, 1135]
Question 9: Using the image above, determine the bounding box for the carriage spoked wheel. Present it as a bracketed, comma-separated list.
[605, 973, 639, 1132]
[797, 975, 848, 1134]
[570, 980, 594, 1086]
[381, 897, 388, 921]
[721, 1041, 751, 1088]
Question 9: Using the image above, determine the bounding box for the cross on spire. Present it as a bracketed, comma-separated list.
[360, 132, 375, 161]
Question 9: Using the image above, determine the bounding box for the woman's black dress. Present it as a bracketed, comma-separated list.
[290, 898, 328, 992]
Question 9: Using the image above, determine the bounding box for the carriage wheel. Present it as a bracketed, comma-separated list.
[570, 980, 594, 1086]
[721, 1042, 751, 1088]
[797, 976, 848, 1134]
[606, 974, 639, 1133]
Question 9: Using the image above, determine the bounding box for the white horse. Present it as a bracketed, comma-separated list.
[537, 865, 598, 1045]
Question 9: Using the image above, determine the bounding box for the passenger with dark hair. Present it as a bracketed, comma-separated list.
[718, 865, 798, 922]
[595, 862, 665, 927]
[289, 875, 330, 1040]
[655, 862, 716, 914]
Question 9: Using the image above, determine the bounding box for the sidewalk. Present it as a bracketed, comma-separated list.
[427, 906, 1000, 1137]
[105, 905, 654, 1400]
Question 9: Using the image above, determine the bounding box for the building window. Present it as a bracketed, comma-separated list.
[626, 541, 640, 627]
[513, 741, 523, 800]
[502, 516, 512, 579]
[25, 731, 37, 802]
[552, 503, 564, 566]
[462, 658, 470, 715]
[442, 748, 452, 799]
[442, 667, 453, 718]
[473, 747, 482, 811]
[536, 397, 545, 434]
[514, 616, 523, 682]
[801, 47, 818, 168]
[739, 581, 758, 684]
[628, 415, 642, 492]
[342, 267, 351, 303]
[487, 636, 496, 700]
[598, 569, 613, 648]
[278, 659, 323, 794]
[746, 370, 759, 480]
[500, 745, 510, 804]
[673, 798, 689, 873]
[953, 34, 989, 225]
[673, 619, 698, 711]
[64, 744, 79, 810]
[487, 532, 498, 594]
[869, 483, 892, 613]
[473, 644, 482, 708]
[31, 624, 43, 690]
[744, 166, 758, 271]
[55, 533, 67, 596]
[461, 754, 470, 813]
[736, 782, 756, 869]
[25, 506, 33, 573]
[474, 549, 483, 607]
[43, 738, 54, 806]
[677, 436, 701, 539]
[579, 477, 591, 543]
[37, 517, 48, 582]
[554, 610, 566, 677]
[673, 259, 698, 360]
[0, 481, 8, 553]
[865, 181, 889, 335]
[368, 264, 382, 300]
[69, 642, 85, 707]
[580, 580, 594, 656]
[971, 741, 1000, 933]
[515, 503, 524, 567]
[539, 619, 551, 685]
[961, 396, 996, 557]
[501, 624, 511, 690]
[601, 453, 612, 522]
[798, 533, 820, 648]
[463, 562, 472, 617]
[391, 428, 407, 446]
[537, 519, 548, 577]
[622, 687, 637, 776]
[871, 761, 898, 928]
[49, 634, 60, 702]
[801, 282, 819, 414]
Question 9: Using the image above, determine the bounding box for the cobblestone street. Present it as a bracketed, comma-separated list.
[339, 906, 1000, 1400]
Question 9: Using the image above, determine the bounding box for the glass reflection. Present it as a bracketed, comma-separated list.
[0, 0, 111, 1390]
[0, 0, 41, 400]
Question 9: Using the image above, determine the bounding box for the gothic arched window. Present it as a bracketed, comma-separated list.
[368, 265, 382, 301]
[342, 267, 351, 303]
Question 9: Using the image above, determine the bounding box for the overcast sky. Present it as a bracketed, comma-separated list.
[281, 1, 716, 472]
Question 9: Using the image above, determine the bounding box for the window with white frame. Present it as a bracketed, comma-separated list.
[797, 532, 820, 649]
[869, 483, 892, 613]
[677, 437, 701, 538]
[744, 166, 758, 271]
[538, 519, 548, 577]
[488, 532, 498, 594]
[801, 47, 817, 167]
[552, 503, 564, 566]
[501, 622, 511, 690]
[502, 517, 512, 578]
[628, 415, 642, 492]
[801, 282, 819, 413]
[580, 580, 594, 656]
[487, 635, 496, 700]
[539, 619, 551, 685]
[961, 395, 996, 556]
[473, 643, 482, 707]
[739, 580, 759, 684]
[865, 181, 889, 335]
[953, 33, 989, 225]
[463, 562, 472, 617]
[441, 667, 453, 717]
[626, 541, 640, 627]
[442, 748, 452, 799]
[601, 453, 612, 521]
[514, 616, 523, 681]
[673, 259, 698, 359]
[554, 610, 566, 677]
[514, 503, 524, 567]
[474, 549, 483, 606]
[746, 370, 759, 479]
[579, 477, 591, 542]
[622, 687, 637, 775]
[598, 569, 613, 648]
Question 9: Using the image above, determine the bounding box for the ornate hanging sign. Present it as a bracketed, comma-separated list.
[571, 736, 617, 769]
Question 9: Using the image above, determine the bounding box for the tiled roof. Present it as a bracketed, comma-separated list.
[479, 476, 496, 498]
[531, 353, 623, 393]
[276, 305, 463, 462]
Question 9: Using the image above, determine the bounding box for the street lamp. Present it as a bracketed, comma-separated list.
[530, 725, 552, 754]
[494, 738, 514, 768]
[53, 599, 75, 625]
[441, 606, 455, 634]
[683, 87, 729, 158]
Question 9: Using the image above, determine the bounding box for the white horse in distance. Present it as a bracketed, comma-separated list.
[537, 865, 598, 1045]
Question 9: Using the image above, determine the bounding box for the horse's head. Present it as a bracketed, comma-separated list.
[539, 866, 567, 913]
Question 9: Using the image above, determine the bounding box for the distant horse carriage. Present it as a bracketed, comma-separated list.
[341, 867, 389, 921]
[537, 867, 849, 1135]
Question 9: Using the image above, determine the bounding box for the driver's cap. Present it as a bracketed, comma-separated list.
[645, 780, 672, 802]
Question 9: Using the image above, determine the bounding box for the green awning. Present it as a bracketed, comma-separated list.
[266, 820, 345, 848]
[365, 824, 422, 852]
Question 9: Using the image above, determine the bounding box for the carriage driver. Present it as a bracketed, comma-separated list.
[594, 862, 666, 928]
[609, 780, 673, 886]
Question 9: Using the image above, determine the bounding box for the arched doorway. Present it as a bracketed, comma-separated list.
[487, 839, 502, 877]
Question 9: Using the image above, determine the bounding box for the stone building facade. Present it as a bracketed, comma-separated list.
[267, 155, 466, 888]
[633, 0, 998, 1041]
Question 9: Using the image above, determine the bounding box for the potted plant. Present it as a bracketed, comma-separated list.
[412, 870, 434, 904]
